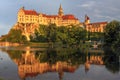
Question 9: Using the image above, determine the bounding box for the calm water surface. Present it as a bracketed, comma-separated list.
[0, 46, 119, 80]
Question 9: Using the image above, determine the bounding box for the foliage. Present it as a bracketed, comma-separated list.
[36, 48, 86, 65]
[1, 29, 27, 43]
[103, 48, 120, 73]
[104, 20, 120, 55]
[6, 50, 23, 59]
[31, 24, 87, 45]
[89, 32, 104, 41]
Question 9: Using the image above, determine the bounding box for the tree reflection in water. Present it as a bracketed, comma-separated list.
[103, 48, 120, 73]
[1, 47, 119, 80]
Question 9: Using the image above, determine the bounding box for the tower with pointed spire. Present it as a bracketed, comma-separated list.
[58, 4, 64, 17]
[84, 14, 90, 24]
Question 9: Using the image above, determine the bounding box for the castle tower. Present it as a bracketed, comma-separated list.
[19, 6, 25, 11]
[85, 15, 90, 24]
[58, 4, 64, 17]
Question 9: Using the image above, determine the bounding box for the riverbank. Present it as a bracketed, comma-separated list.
[0, 41, 22, 47]
[0, 41, 103, 50]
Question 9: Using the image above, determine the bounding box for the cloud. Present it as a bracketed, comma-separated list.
[76, 0, 120, 22]
[95, 14, 113, 19]
[78, 1, 96, 8]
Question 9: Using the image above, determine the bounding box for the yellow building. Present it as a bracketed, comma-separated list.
[17, 5, 108, 33]
[84, 15, 108, 32]
[17, 5, 80, 26]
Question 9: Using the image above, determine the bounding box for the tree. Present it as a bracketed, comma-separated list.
[104, 20, 120, 55]
[67, 26, 87, 44]
[1, 29, 27, 43]
[30, 25, 47, 42]
[90, 32, 104, 41]
[31, 24, 87, 45]
[46, 24, 57, 42]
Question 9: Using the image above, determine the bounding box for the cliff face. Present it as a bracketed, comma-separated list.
[12, 23, 39, 41]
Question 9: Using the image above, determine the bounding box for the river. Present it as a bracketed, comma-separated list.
[0, 46, 119, 80]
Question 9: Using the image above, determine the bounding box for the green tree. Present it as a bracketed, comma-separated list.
[30, 25, 47, 42]
[46, 24, 57, 42]
[90, 32, 104, 41]
[31, 24, 87, 45]
[1, 29, 27, 43]
[104, 20, 120, 55]
[68, 26, 87, 44]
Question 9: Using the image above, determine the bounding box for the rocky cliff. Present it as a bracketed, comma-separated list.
[12, 23, 39, 41]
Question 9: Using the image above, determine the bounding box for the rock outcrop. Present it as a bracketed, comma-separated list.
[12, 23, 39, 41]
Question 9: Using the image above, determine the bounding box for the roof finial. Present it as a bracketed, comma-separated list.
[21, 6, 25, 10]
[58, 4, 64, 16]
[60, 4, 62, 9]
[85, 14, 90, 20]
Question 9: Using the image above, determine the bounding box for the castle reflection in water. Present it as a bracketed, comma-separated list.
[11, 47, 104, 80]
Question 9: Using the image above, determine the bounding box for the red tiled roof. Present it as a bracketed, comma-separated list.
[25, 73, 38, 77]
[23, 10, 38, 15]
[40, 13, 78, 20]
[42, 14, 47, 17]
[22, 9, 78, 20]
[42, 14, 58, 18]
[46, 15, 58, 18]
[62, 14, 78, 20]
[88, 22, 108, 25]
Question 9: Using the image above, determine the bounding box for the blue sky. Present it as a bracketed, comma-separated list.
[0, 0, 120, 36]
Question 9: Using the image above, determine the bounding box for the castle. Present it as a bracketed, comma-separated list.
[15, 5, 108, 41]
[17, 5, 107, 33]
[17, 5, 80, 26]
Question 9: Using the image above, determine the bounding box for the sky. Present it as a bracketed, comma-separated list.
[0, 0, 120, 36]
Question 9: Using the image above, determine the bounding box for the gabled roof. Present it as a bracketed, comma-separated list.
[46, 15, 58, 18]
[23, 10, 38, 15]
[62, 14, 78, 20]
[88, 22, 108, 25]
[41, 14, 78, 20]
[21, 8, 78, 20]
[41, 14, 58, 18]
